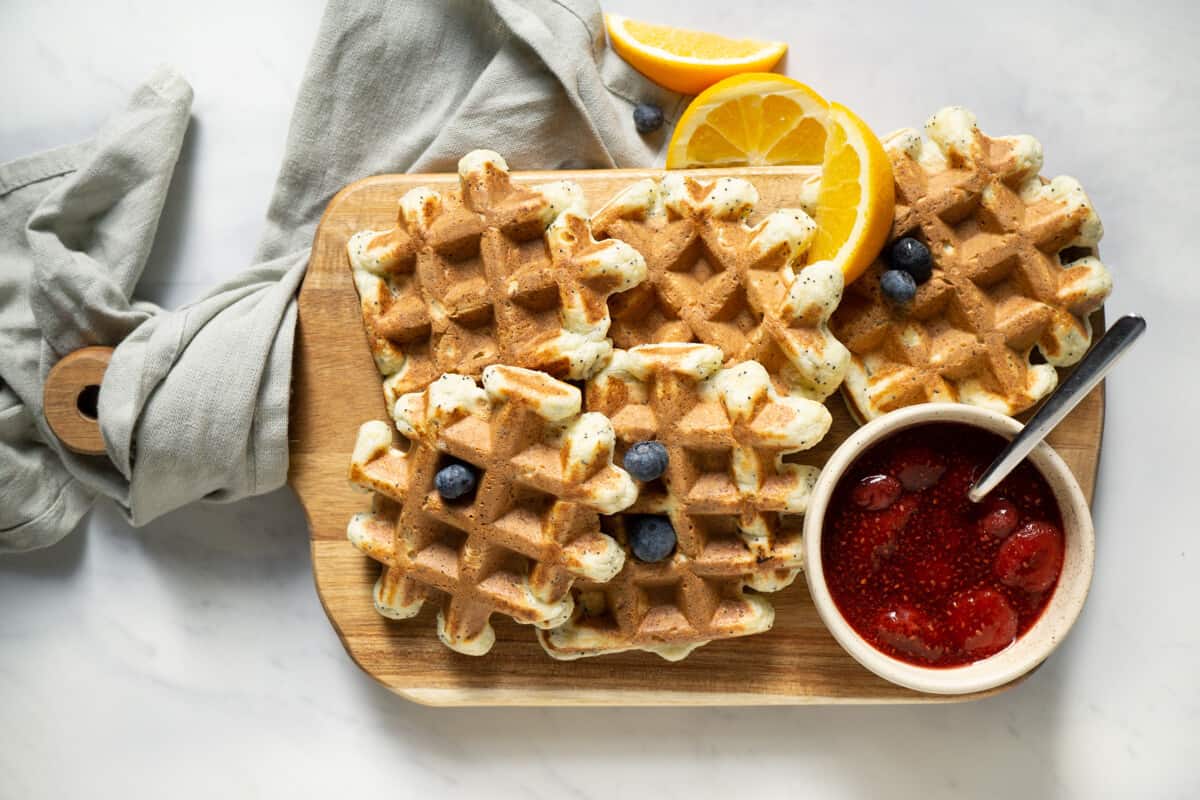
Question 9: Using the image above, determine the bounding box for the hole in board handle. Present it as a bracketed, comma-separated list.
[77, 384, 100, 420]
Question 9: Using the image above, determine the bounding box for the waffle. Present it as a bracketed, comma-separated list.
[347, 365, 637, 655]
[832, 107, 1113, 420]
[538, 343, 832, 660]
[347, 150, 647, 403]
[590, 174, 851, 402]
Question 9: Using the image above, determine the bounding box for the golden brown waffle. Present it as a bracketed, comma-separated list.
[347, 150, 647, 403]
[590, 174, 850, 402]
[538, 343, 832, 660]
[347, 365, 637, 655]
[832, 107, 1113, 420]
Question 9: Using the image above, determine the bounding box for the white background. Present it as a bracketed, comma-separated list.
[2, 1, 1197, 797]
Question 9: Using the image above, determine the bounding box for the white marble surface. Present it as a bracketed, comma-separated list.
[2, 1, 1197, 797]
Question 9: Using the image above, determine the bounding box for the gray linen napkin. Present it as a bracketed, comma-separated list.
[0, 0, 683, 553]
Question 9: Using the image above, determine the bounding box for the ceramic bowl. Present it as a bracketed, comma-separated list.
[803, 403, 1095, 695]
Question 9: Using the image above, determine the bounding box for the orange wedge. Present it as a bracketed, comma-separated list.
[808, 103, 895, 283]
[605, 14, 787, 95]
[665, 73, 830, 168]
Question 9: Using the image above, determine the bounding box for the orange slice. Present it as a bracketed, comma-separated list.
[808, 103, 895, 283]
[665, 73, 830, 168]
[605, 14, 787, 95]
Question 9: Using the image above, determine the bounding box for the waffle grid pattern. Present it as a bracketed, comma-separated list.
[347, 366, 636, 655]
[833, 107, 1112, 420]
[590, 174, 850, 402]
[348, 151, 645, 403]
[539, 343, 831, 660]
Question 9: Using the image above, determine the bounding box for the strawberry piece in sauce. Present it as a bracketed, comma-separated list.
[994, 521, 1064, 593]
[978, 496, 1020, 539]
[851, 474, 902, 510]
[875, 606, 944, 662]
[891, 446, 946, 491]
[946, 588, 1018, 658]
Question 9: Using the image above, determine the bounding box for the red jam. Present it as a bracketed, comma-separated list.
[822, 423, 1065, 667]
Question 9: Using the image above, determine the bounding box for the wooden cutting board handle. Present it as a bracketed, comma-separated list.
[43, 346, 114, 456]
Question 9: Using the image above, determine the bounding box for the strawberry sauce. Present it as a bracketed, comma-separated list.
[822, 423, 1065, 667]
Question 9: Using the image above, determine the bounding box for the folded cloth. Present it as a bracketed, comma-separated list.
[0, 0, 683, 552]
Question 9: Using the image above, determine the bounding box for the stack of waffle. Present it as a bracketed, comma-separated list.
[343, 112, 1111, 660]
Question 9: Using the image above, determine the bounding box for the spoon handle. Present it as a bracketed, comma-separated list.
[968, 314, 1147, 503]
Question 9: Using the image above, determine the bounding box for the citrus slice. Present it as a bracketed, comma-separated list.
[605, 14, 787, 95]
[808, 103, 895, 283]
[665, 73, 830, 168]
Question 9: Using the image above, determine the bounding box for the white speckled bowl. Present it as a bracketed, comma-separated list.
[804, 403, 1095, 695]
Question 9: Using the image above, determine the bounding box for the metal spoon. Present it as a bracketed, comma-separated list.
[968, 314, 1147, 503]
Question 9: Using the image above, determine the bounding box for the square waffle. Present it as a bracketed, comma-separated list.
[347, 150, 647, 404]
[347, 365, 636, 655]
[832, 107, 1113, 420]
[538, 343, 832, 660]
[589, 173, 850, 402]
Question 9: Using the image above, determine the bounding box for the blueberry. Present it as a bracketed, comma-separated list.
[880, 269, 917, 304]
[629, 516, 676, 563]
[889, 237, 932, 283]
[633, 103, 664, 135]
[623, 440, 669, 481]
[435, 462, 477, 500]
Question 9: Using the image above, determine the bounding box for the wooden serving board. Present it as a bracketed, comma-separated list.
[291, 165, 1104, 706]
